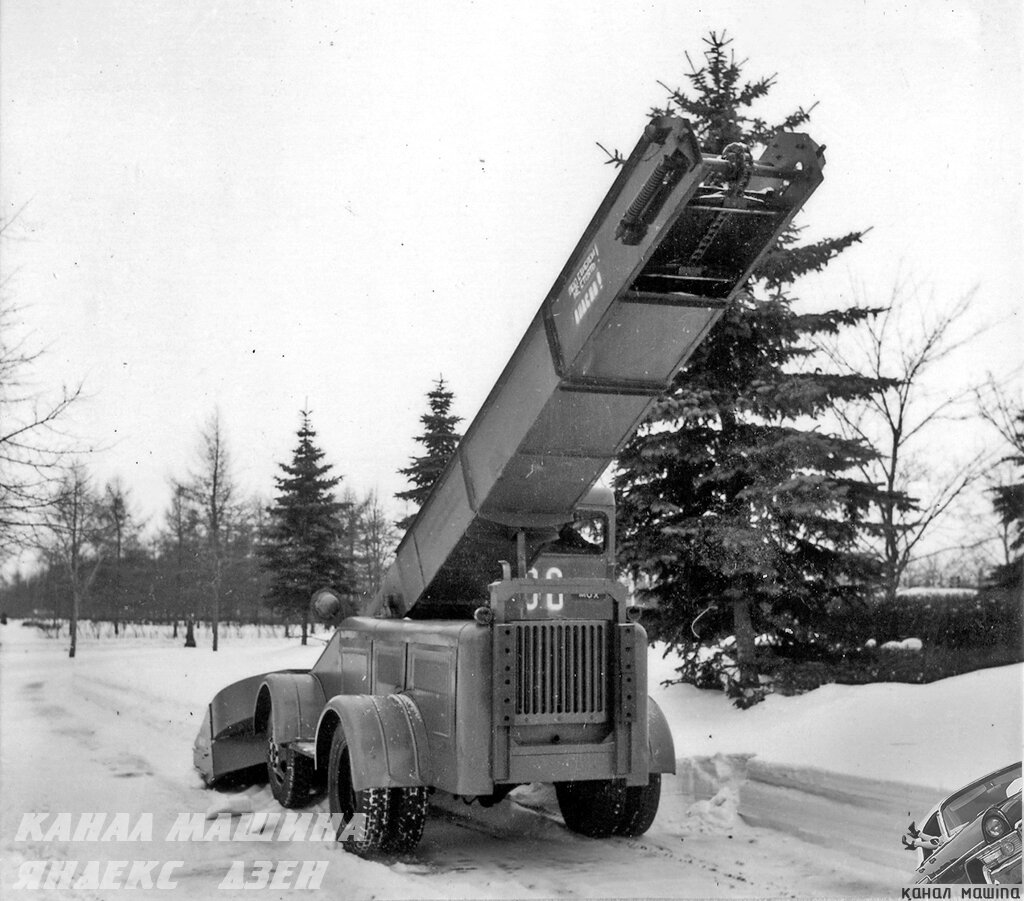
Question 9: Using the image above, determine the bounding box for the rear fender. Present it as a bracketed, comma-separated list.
[648, 697, 676, 774]
[254, 672, 325, 745]
[314, 694, 431, 792]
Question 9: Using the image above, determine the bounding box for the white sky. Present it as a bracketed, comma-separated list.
[1, 1, 1021, 540]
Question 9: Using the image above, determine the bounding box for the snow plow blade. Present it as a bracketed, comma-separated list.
[193, 672, 273, 786]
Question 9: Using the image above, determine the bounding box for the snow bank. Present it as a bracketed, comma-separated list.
[879, 637, 923, 651]
[896, 587, 977, 599]
[649, 644, 1023, 792]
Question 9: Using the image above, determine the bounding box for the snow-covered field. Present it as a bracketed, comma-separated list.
[1, 620, 1020, 899]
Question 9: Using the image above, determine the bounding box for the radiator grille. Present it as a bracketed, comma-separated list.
[514, 622, 607, 721]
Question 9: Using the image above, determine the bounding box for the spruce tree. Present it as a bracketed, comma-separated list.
[614, 32, 896, 704]
[260, 411, 350, 643]
[396, 377, 462, 531]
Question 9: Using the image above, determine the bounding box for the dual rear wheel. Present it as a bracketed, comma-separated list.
[326, 726, 427, 856]
[265, 717, 318, 809]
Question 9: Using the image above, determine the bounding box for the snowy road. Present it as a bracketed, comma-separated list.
[0, 624, 934, 898]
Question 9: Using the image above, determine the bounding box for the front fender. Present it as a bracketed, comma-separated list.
[315, 694, 431, 792]
[648, 697, 676, 774]
[254, 672, 325, 745]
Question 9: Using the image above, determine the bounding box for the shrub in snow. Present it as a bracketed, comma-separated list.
[796, 590, 1020, 651]
[666, 641, 768, 708]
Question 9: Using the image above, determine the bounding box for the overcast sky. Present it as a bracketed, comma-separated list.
[1, 1, 1021, 544]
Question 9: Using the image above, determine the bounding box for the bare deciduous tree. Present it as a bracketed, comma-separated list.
[0, 212, 82, 559]
[43, 462, 104, 658]
[185, 411, 236, 652]
[819, 276, 991, 600]
[359, 489, 397, 599]
[976, 375, 1024, 583]
[99, 477, 141, 630]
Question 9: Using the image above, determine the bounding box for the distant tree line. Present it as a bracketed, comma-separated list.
[0, 372, 462, 656]
[0, 410, 399, 650]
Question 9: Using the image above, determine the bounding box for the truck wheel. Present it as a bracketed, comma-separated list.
[383, 787, 428, 853]
[265, 713, 314, 809]
[615, 774, 661, 836]
[327, 726, 389, 856]
[555, 775, 661, 838]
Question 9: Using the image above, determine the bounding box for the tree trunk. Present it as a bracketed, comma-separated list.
[211, 558, 220, 652]
[69, 585, 79, 659]
[731, 598, 757, 687]
[184, 615, 196, 648]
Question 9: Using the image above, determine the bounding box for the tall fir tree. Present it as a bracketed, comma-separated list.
[614, 32, 898, 703]
[396, 377, 462, 531]
[260, 411, 350, 644]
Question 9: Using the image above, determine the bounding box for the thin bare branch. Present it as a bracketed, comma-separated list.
[817, 276, 993, 598]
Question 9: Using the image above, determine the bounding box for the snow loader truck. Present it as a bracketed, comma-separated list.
[194, 115, 825, 854]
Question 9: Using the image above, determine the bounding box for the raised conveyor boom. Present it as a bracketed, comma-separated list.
[376, 116, 825, 617]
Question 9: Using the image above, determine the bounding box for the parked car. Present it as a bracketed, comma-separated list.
[902, 762, 1021, 884]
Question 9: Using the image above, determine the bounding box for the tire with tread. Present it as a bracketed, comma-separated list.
[615, 774, 661, 836]
[555, 774, 661, 838]
[383, 786, 428, 853]
[326, 726, 389, 856]
[265, 707, 315, 809]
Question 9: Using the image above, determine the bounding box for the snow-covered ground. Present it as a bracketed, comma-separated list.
[1, 620, 1020, 898]
[647, 647, 1022, 792]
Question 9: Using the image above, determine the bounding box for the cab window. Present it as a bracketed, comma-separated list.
[548, 512, 607, 555]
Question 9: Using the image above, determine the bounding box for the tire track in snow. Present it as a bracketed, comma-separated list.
[411, 787, 899, 897]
